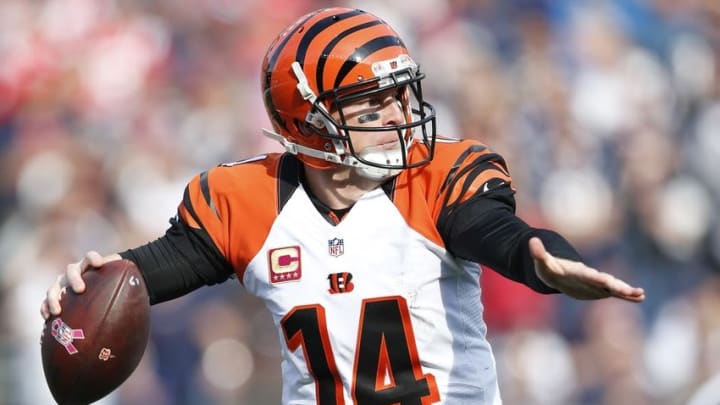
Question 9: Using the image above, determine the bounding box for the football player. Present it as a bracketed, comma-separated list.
[41, 7, 644, 404]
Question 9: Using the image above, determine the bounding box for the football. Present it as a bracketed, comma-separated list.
[41, 259, 151, 404]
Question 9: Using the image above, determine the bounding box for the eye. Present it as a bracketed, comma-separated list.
[357, 112, 381, 124]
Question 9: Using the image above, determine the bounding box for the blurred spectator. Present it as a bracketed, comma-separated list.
[2, 1, 719, 404]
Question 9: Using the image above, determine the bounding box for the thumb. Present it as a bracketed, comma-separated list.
[529, 236, 550, 261]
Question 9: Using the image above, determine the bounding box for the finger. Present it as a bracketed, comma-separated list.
[85, 250, 106, 267]
[603, 276, 646, 302]
[66, 261, 86, 294]
[69, 250, 103, 292]
[611, 286, 646, 302]
[528, 237, 550, 261]
[612, 291, 645, 303]
[585, 270, 646, 302]
[40, 300, 50, 320]
[46, 273, 67, 316]
[530, 237, 566, 278]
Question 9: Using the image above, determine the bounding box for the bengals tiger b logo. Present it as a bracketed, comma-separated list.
[327, 272, 354, 294]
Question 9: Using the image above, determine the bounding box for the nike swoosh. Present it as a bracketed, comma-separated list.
[482, 180, 505, 193]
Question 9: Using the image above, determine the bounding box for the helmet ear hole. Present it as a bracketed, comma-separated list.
[294, 120, 315, 137]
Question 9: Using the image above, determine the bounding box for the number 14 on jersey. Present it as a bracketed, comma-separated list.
[281, 296, 441, 404]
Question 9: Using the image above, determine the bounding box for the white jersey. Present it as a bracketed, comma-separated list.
[178, 140, 512, 404]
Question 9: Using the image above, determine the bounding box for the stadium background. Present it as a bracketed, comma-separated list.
[1, 0, 719, 404]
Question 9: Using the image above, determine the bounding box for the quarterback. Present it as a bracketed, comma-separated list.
[42, 7, 645, 404]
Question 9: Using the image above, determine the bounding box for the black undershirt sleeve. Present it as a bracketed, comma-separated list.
[119, 216, 234, 305]
[439, 186, 581, 294]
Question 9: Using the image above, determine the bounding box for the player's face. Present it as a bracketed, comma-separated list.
[333, 87, 407, 153]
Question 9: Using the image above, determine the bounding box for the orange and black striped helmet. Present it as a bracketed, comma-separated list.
[261, 8, 436, 174]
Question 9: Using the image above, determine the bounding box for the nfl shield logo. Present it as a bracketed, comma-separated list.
[328, 238, 344, 257]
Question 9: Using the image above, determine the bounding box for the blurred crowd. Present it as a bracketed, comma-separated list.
[1, 0, 719, 404]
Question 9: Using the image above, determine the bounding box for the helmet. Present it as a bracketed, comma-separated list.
[261, 7, 436, 179]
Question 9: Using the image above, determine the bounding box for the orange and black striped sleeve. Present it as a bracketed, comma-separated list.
[119, 162, 251, 305]
[120, 154, 295, 304]
[433, 141, 579, 293]
[119, 169, 236, 304]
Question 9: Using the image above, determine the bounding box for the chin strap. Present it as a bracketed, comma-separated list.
[263, 128, 406, 181]
[262, 128, 345, 165]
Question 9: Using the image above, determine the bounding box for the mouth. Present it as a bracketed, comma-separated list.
[376, 139, 400, 150]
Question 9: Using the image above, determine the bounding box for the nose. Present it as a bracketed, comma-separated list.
[382, 97, 405, 126]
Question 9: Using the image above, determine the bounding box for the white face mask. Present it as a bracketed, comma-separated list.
[353, 144, 404, 181]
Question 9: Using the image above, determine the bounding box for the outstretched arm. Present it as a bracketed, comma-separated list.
[529, 237, 645, 302]
[440, 184, 645, 302]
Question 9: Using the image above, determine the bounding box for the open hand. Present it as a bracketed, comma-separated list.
[529, 237, 645, 303]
